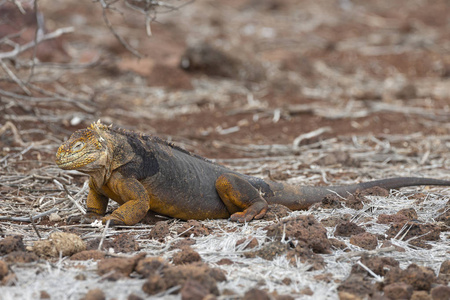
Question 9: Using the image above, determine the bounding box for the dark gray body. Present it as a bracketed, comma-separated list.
[122, 137, 450, 220]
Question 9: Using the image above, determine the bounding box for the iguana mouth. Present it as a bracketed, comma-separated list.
[55, 152, 96, 170]
[55, 158, 83, 169]
[55, 159, 77, 168]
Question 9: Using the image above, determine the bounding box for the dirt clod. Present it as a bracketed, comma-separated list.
[0, 236, 25, 255]
[170, 238, 196, 250]
[263, 204, 291, 221]
[286, 245, 325, 270]
[349, 232, 378, 250]
[112, 233, 140, 253]
[378, 207, 418, 225]
[142, 274, 167, 296]
[0, 260, 9, 280]
[320, 194, 343, 209]
[384, 264, 436, 291]
[344, 193, 366, 210]
[40, 290, 51, 299]
[386, 222, 441, 248]
[430, 285, 450, 300]
[216, 258, 233, 266]
[337, 273, 374, 299]
[135, 256, 169, 277]
[97, 253, 145, 280]
[148, 221, 170, 240]
[177, 220, 210, 237]
[31, 232, 86, 258]
[438, 260, 450, 283]
[180, 279, 210, 300]
[71, 250, 105, 261]
[75, 274, 86, 281]
[81, 288, 105, 300]
[397, 208, 418, 220]
[411, 290, 431, 300]
[246, 241, 288, 260]
[87, 233, 139, 253]
[172, 246, 202, 265]
[97, 257, 136, 280]
[163, 263, 225, 295]
[242, 288, 271, 300]
[282, 277, 291, 285]
[4, 251, 39, 264]
[378, 213, 410, 225]
[266, 215, 331, 254]
[127, 294, 144, 300]
[436, 209, 450, 226]
[335, 221, 365, 237]
[351, 255, 399, 276]
[383, 282, 413, 299]
[439, 260, 450, 275]
[321, 214, 351, 227]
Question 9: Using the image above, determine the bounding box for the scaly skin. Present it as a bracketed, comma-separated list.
[55, 121, 450, 226]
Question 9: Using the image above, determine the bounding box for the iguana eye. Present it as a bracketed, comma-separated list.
[72, 141, 84, 152]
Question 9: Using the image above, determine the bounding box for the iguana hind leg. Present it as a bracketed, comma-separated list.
[215, 173, 268, 222]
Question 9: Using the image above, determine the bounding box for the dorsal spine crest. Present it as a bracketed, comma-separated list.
[89, 121, 216, 165]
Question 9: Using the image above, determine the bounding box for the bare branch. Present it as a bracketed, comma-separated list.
[0, 28, 26, 45]
[99, 0, 144, 58]
[26, 0, 42, 83]
[11, 0, 26, 14]
[0, 207, 58, 222]
[0, 59, 32, 95]
[0, 121, 26, 146]
[0, 26, 74, 60]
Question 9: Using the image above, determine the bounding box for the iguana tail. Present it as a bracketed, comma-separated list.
[265, 177, 450, 210]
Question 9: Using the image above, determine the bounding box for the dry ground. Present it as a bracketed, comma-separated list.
[0, 0, 450, 299]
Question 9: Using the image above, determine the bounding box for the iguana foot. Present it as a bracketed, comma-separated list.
[102, 215, 126, 226]
[228, 207, 268, 223]
[216, 173, 269, 222]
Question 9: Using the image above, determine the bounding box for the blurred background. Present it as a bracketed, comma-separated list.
[1, 0, 449, 162]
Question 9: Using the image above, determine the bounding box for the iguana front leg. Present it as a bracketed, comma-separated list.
[215, 173, 268, 222]
[103, 174, 150, 226]
[82, 180, 109, 223]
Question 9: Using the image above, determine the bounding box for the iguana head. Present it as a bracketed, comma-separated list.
[56, 121, 110, 172]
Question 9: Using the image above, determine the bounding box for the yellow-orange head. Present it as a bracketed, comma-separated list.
[55, 122, 108, 172]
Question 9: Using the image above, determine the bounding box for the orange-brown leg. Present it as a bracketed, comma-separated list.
[215, 173, 268, 222]
[103, 177, 151, 226]
[103, 198, 150, 226]
[83, 187, 109, 223]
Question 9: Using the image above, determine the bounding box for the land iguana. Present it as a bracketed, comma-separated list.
[55, 121, 450, 226]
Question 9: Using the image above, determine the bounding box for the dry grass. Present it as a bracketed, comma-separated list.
[1, 131, 449, 299]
